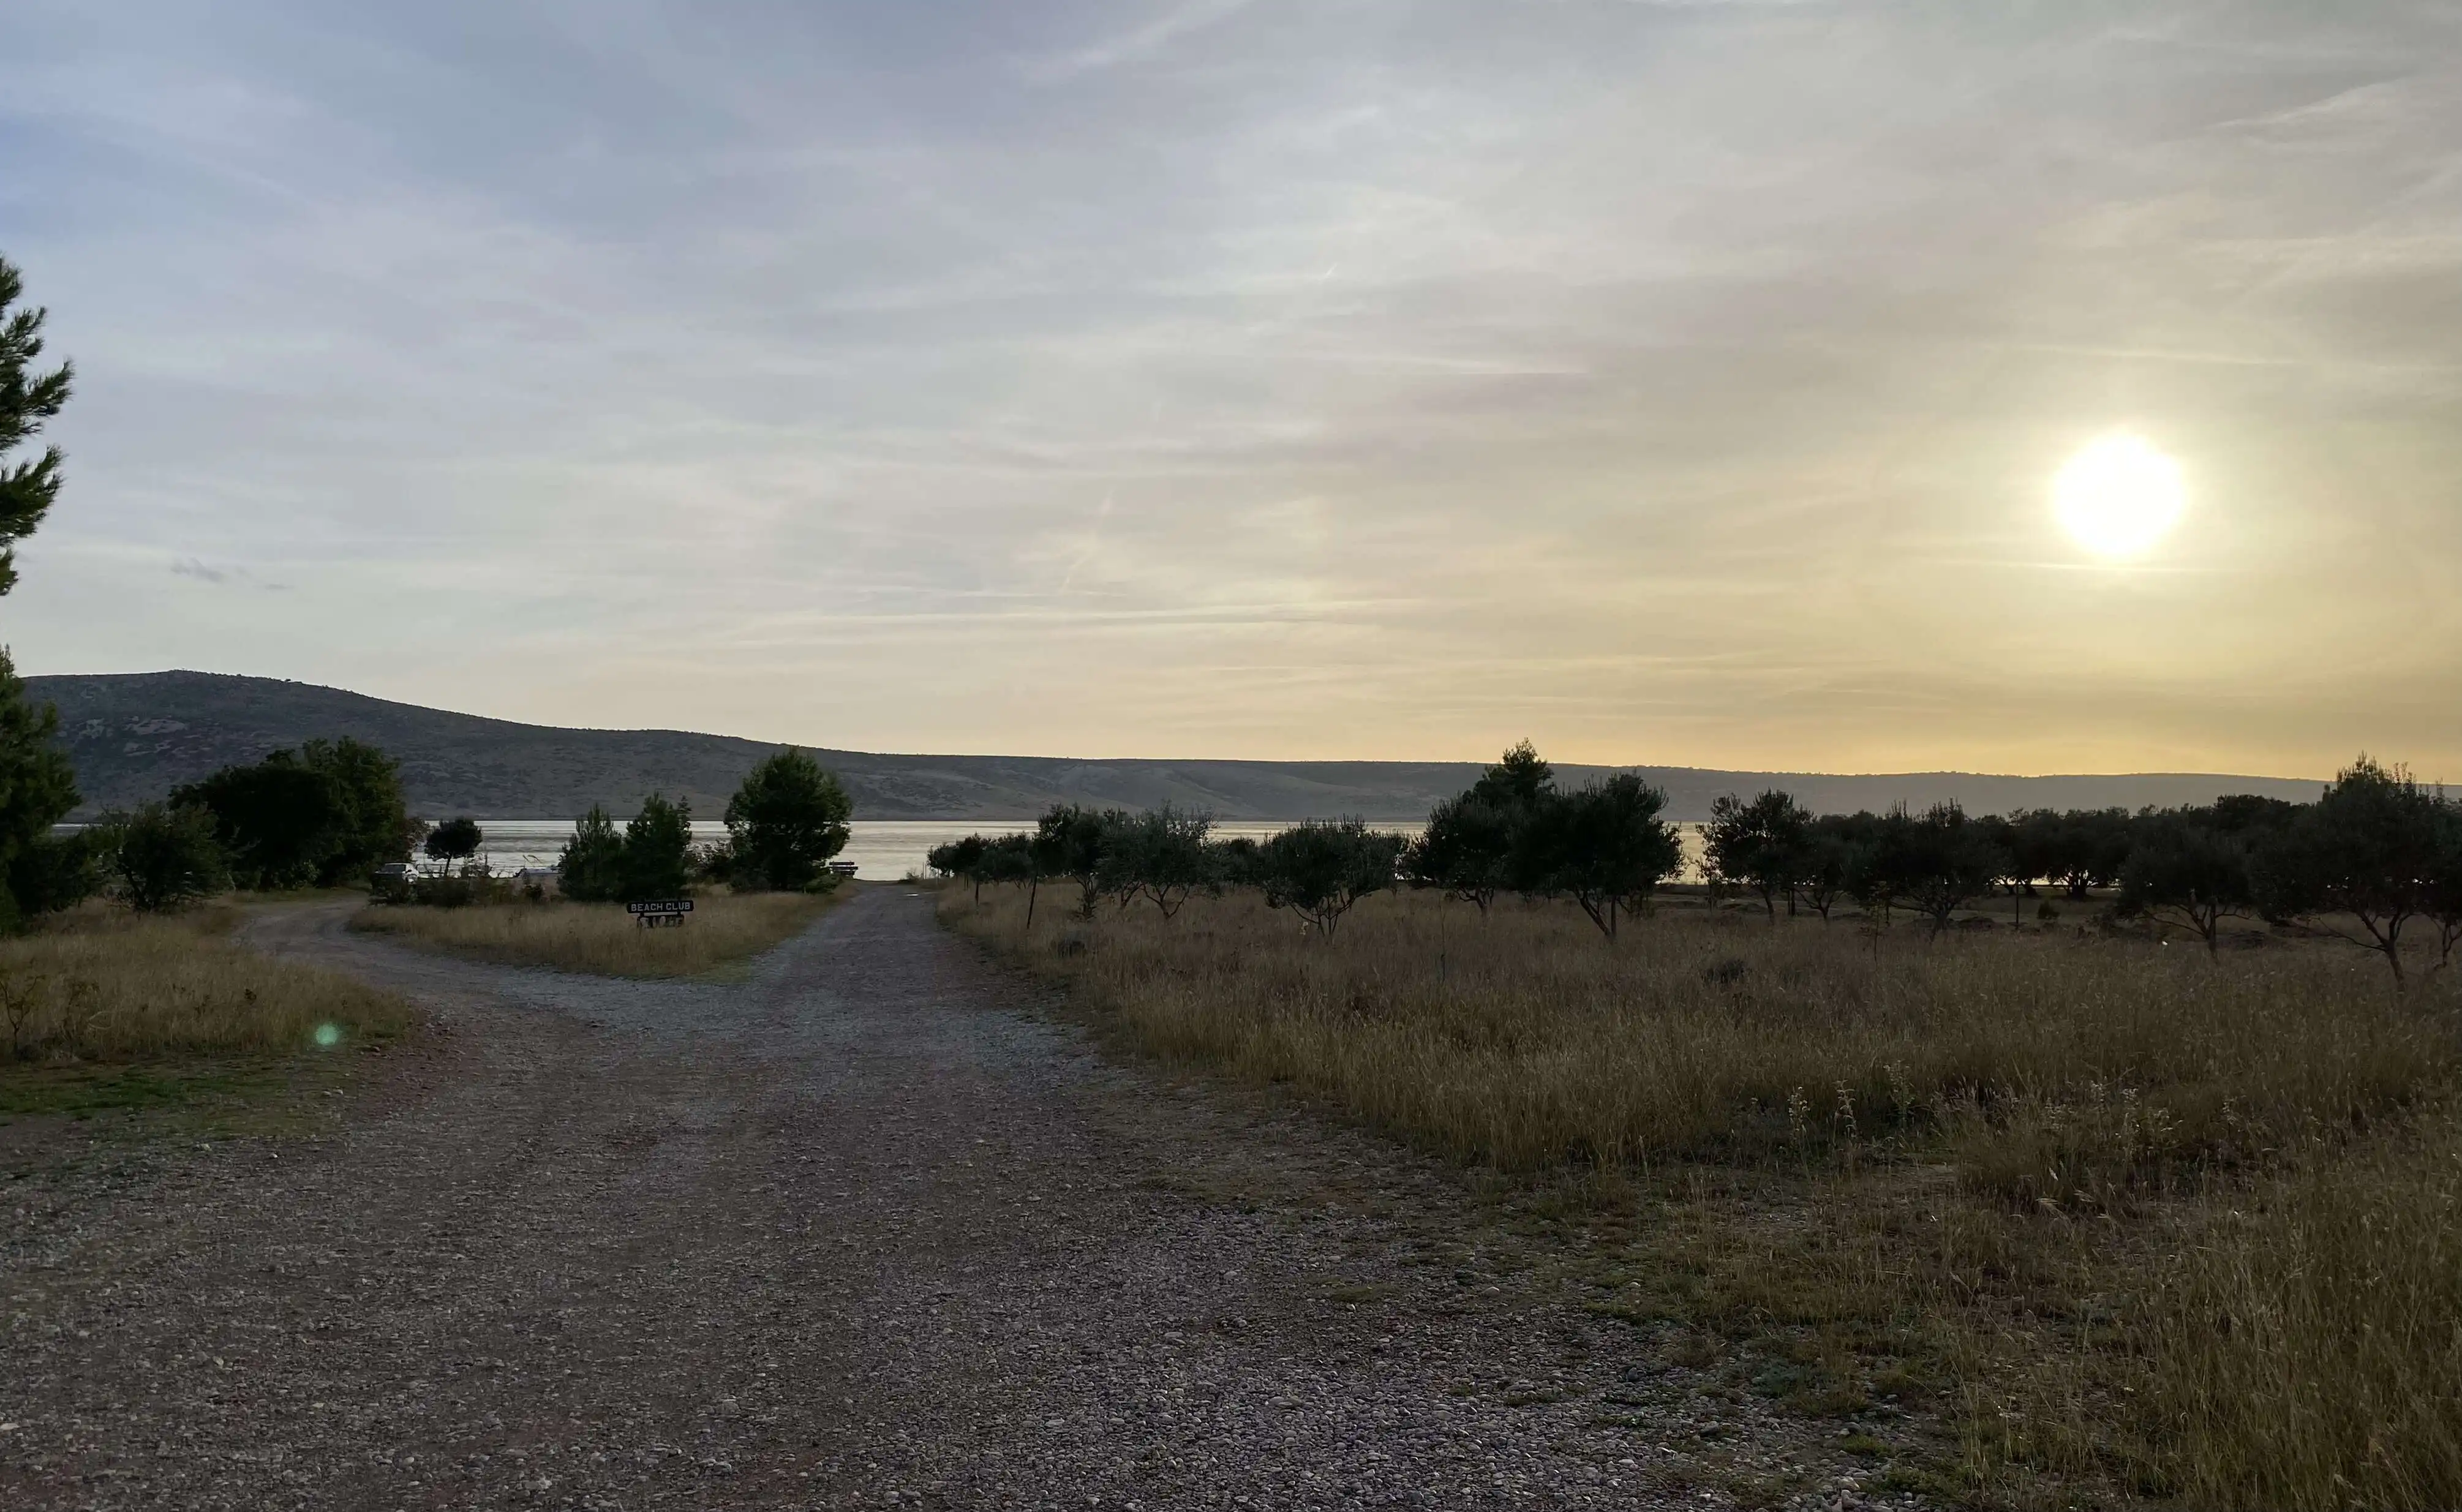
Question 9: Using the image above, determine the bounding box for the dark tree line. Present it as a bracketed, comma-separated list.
[79, 738, 423, 911]
[1695, 756, 2460, 983]
[1401, 742, 1684, 939]
[170, 739, 420, 890]
[556, 797, 693, 904]
[928, 742, 1689, 943]
[930, 747, 2462, 982]
[930, 803, 1414, 939]
[559, 747, 853, 905]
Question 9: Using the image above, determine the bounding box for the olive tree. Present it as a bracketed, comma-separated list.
[927, 833, 992, 900]
[1099, 804, 1216, 920]
[1796, 819, 1859, 922]
[1519, 775, 1684, 941]
[1402, 794, 1520, 917]
[2119, 811, 2254, 956]
[2253, 757, 2445, 986]
[1259, 818, 1404, 938]
[1034, 803, 1115, 920]
[1858, 803, 2003, 935]
[1703, 789, 1812, 920]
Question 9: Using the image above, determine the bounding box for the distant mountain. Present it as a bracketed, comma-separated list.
[29, 671, 2324, 822]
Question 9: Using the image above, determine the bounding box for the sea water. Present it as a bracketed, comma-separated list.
[464, 818, 1706, 882]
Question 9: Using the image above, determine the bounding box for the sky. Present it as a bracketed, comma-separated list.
[2, 1, 2458, 777]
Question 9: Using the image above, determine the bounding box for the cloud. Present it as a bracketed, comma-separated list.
[171, 557, 288, 590]
[2, 1, 2458, 775]
[1022, 0, 1257, 81]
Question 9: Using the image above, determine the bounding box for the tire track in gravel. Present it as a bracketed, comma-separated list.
[1, 888, 1859, 1511]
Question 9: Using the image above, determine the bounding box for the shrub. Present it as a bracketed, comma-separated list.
[557, 805, 625, 902]
[170, 739, 417, 891]
[1210, 834, 1263, 889]
[408, 873, 508, 908]
[8, 829, 101, 917]
[173, 751, 346, 890]
[689, 835, 738, 887]
[100, 802, 227, 912]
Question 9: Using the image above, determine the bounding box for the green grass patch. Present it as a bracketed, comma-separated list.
[0, 1060, 265, 1118]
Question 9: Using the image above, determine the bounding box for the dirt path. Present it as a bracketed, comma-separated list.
[2, 890, 1861, 1510]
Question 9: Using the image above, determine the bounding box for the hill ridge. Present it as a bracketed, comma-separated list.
[29, 670, 2325, 822]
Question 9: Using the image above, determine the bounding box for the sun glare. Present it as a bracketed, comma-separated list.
[2052, 432, 2185, 559]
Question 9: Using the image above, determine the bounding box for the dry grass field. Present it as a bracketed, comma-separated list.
[943, 883, 2462, 1510]
[0, 903, 417, 1117]
[349, 889, 845, 978]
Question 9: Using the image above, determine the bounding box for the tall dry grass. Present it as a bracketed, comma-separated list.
[1, 906, 414, 1063]
[2125, 1119, 2462, 1509]
[350, 890, 841, 978]
[943, 883, 2462, 1509]
[945, 886, 2447, 1178]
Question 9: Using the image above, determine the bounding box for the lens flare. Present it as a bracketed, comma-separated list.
[2052, 432, 2186, 559]
[314, 1022, 343, 1049]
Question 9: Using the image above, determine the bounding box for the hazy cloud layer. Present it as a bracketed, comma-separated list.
[4, 1, 2456, 775]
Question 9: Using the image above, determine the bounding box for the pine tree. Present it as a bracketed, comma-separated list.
[0, 255, 80, 924]
[0, 255, 72, 595]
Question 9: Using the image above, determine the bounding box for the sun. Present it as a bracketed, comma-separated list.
[2052, 432, 2185, 559]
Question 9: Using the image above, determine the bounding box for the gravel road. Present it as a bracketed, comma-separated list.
[2, 889, 1899, 1510]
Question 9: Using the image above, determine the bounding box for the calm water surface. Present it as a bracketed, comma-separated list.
[467, 818, 1708, 882]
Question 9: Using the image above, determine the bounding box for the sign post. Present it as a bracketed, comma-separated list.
[626, 898, 695, 929]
